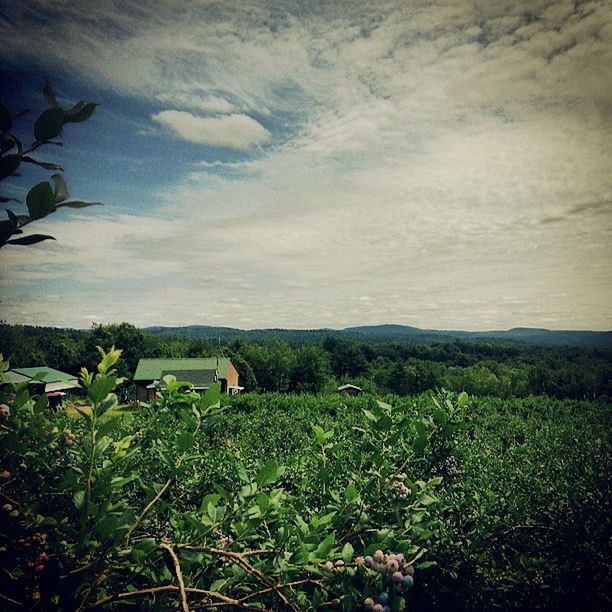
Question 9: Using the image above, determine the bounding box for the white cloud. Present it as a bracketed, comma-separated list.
[156, 92, 236, 114]
[151, 110, 270, 149]
[1, 0, 611, 329]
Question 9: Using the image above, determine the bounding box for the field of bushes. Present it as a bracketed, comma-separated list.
[0, 349, 610, 610]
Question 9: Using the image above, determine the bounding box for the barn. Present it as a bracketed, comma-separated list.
[5, 366, 81, 406]
[133, 358, 241, 401]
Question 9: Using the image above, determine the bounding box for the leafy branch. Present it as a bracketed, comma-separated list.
[0, 80, 101, 248]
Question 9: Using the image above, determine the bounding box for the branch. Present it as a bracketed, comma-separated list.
[87, 585, 267, 611]
[238, 578, 325, 603]
[177, 545, 298, 611]
[0, 592, 23, 607]
[124, 477, 171, 546]
[161, 542, 189, 612]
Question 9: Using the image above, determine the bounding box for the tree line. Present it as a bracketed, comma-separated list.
[0, 322, 610, 400]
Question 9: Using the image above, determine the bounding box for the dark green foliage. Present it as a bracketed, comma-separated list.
[1, 323, 610, 401]
[0, 81, 99, 248]
[0, 352, 446, 610]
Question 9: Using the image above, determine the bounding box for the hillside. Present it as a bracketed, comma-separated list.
[144, 323, 612, 348]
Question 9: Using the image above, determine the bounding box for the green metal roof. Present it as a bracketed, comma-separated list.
[134, 358, 231, 381]
[4, 371, 31, 384]
[11, 367, 78, 384]
[159, 369, 217, 387]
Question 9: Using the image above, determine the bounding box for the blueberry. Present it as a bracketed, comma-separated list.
[392, 571, 403, 583]
[378, 592, 390, 605]
[373, 550, 385, 563]
[401, 575, 414, 590]
[386, 559, 399, 572]
[364, 555, 374, 568]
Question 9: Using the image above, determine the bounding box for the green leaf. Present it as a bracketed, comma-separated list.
[57, 200, 102, 209]
[290, 543, 310, 565]
[73, 490, 86, 510]
[256, 459, 281, 487]
[97, 346, 122, 374]
[43, 80, 59, 107]
[63, 101, 98, 124]
[457, 391, 469, 408]
[312, 424, 326, 444]
[342, 542, 354, 562]
[7, 234, 56, 246]
[414, 433, 428, 455]
[344, 483, 359, 503]
[33, 394, 48, 414]
[433, 408, 448, 424]
[34, 107, 64, 142]
[88, 375, 117, 405]
[199, 382, 221, 412]
[420, 493, 438, 506]
[26, 181, 56, 219]
[51, 173, 69, 202]
[133, 538, 157, 554]
[374, 413, 393, 431]
[314, 533, 335, 560]
[209, 579, 228, 592]
[98, 393, 118, 416]
[177, 432, 195, 451]
[362, 409, 377, 422]
[0, 154, 20, 180]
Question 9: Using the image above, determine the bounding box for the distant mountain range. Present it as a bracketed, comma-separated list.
[144, 324, 612, 348]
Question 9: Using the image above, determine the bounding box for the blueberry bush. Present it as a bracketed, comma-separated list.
[1, 350, 610, 610]
[0, 349, 460, 610]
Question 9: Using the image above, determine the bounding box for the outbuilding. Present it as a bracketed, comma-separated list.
[6, 367, 81, 406]
[133, 358, 240, 401]
[337, 383, 363, 396]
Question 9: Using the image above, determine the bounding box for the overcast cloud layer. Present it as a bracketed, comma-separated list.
[0, 0, 611, 330]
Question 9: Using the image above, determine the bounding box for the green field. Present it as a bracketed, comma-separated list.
[1, 350, 610, 610]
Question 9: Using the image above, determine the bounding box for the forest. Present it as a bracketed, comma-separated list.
[0, 322, 610, 400]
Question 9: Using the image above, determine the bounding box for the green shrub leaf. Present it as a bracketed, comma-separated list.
[34, 107, 64, 142]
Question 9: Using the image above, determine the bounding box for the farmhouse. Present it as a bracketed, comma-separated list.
[133, 358, 240, 401]
[5, 366, 81, 406]
[337, 383, 363, 396]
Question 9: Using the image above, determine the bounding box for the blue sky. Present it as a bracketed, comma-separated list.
[0, 0, 610, 330]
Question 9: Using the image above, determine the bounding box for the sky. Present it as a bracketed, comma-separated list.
[0, 0, 610, 331]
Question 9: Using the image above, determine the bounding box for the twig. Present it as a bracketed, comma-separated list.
[238, 578, 324, 603]
[178, 545, 299, 611]
[394, 453, 415, 478]
[87, 585, 266, 611]
[179, 545, 277, 557]
[161, 542, 189, 612]
[124, 478, 171, 546]
[492, 524, 556, 543]
[0, 592, 23, 606]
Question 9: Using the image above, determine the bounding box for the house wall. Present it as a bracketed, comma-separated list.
[226, 363, 239, 392]
[136, 383, 157, 402]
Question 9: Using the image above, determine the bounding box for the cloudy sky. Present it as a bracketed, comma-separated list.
[0, 0, 610, 330]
